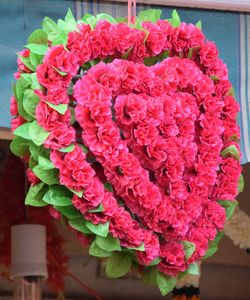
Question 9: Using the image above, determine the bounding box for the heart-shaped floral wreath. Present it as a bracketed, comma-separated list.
[10, 9, 243, 295]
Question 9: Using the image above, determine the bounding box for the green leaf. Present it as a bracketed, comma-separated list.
[186, 263, 199, 275]
[156, 272, 177, 296]
[89, 240, 112, 257]
[45, 101, 68, 114]
[29, 120, 50, 146]
[51, 31, 68, 46]
[96, 13, 116, 23]
[106, 252, 132, 278]
[127, 243, 145, 251]
[166, 9, 181, 28]
[89, 204, 104, 213]
[221, 144, 240, 161]
[59, 144, 75, 153]
[136, 9, 162, 28]
[227, 86, 235, 97]
[55, 205, 82, 219]
[68, 218, 91, 234]
[96, 234, 121, 251]
[64, 8, 77, 30]
[115, 17, 127, 23]
[142, 267, 157, 285]
[17, 99, 33, 121]
[188, 46, 201, 59]
[196, 20, 202, 30]
[182, 241, 196, 260]
[148, 257, 162, 267]
[238, 174, 244, 193]
[81, 13, 97, 29]
[210, 75, 220, 81]
[25, 43, 48, 55]
[10, 136, 30, 158]
[68, 188, 84, 198]
[172, 9, 180, 22]
[86, 221, 109, 237]
[43, 185, 72, 206]
[144, 57, 158, 66]
[42, 16, 60, 41]
[18, 55, 35, 72]
[218, 200, 238, 220]
[203, 231, 224, 260]
[13, 122, 31, 140]
[23, 89, 40, 118]
[30, 53, 43, 68]
[31, 73, 42, 90]
[29, 156, 37, 169]
[28, 29, 48, 45]
[51, 66, 68, 76]
[29, 142, 50, 161]
[25, 182, 48, 207]
[38, 156, 55, 170]
[33, 165, 59, 185]
[104, 183, 113, 192]
[16, 77, 30, 101]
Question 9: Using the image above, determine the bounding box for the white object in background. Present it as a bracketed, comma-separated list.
[11, 224, 48, 300]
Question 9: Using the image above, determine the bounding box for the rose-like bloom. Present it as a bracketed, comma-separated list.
[11, 116, 25, 132]
[198, 41, 218, 67]
[171, 23, 205, 54]
[115, 94, 147, 126]
[36, 101, 71, 131]
[51, 145, 95, 191]
[158, 242, 187, 276]
[10, 96, 18, 116]
[44, 125, 76, 150]
[110, 207, 144, 247]
[36, 63, 72, 89]
[142, 22, 166, 56]
[165, 155, 185, 182]
[44, 45, 79, 76]
[187, 227, 208, 258]
[27, 168, 40, 186]
[223, 95, 240, 120]
[137, 231, 160, 265]
[17, 49, 31, 73]
[223, 119, 240, 141]
[67, 24, 92, 65]
[205, 201, 226, 230]
[35, 88, 69, 105]
[49, 206, 61, 219]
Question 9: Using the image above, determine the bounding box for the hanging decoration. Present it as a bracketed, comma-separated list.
[9, 8, 243, 296]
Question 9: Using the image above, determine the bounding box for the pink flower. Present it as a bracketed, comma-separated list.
[67, 24, 91, 65]
[35, 89, 69, 105]
[205, 201, 226, 230]
[49, 206, 61, 219]
[17, 49, 31, 73]
[27, 168, 40, 185]
[198, 41, 218, 67]
[36, 63, 72, 89]
[11, 116, 25, 132]
[44, 45, 79, 76]
[35, 101, 71, 131]
[10, 96, 18, 116]
[137, 231, 160, 265]
[142, 22, 166, 56]
[158, 242, 186, 276]
[44, 125, 76, 150]
[223, 96, 240, 119]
